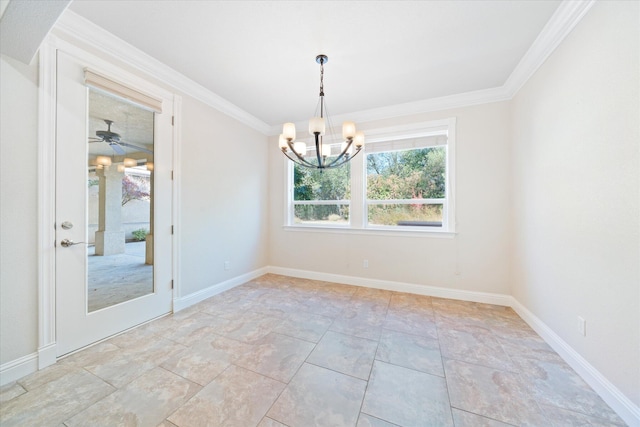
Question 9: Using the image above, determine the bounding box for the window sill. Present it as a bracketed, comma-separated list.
[282, 224, 456, 238]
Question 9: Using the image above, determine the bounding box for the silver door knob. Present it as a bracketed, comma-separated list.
[60, 239, 84, 247]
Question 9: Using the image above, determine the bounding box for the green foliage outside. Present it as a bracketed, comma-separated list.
[367, 147, 445, 199]
[292, 146, 446, 225]
[367, 147, 446, 226]
[293, 163, 350, 223]
[131, 228, 149, 241]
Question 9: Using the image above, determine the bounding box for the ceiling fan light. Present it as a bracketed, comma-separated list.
[96, 155, 112, 166]
[123, 158, 137, 167]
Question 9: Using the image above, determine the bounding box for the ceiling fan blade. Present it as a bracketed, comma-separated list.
[118, 141, 154, 154]
[108, 142, 126, 155]
[88, 137, 103, 142]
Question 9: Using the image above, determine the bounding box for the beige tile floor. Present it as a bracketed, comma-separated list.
[0, 274, 627, 427]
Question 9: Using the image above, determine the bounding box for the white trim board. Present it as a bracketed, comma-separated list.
[173, 267, 270, 312]
[510, 299, 640, 427]
[52, 2, 594, 137]
[0, 353, 39, 386]
[267, 266, 512, 307]
[53, 10, 271, 135]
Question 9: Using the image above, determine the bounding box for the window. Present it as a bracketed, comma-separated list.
[291, 162, 350, 226]
[367, 145, 446, 228]
[286, 118, 455, 234]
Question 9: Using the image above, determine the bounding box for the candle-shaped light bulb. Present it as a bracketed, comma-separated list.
[283, 123, 296, 141]
[293, 142, 306, 156]
[309, 117, 326, 135]
[342, 121, 356, 140]
[278, 134, 289, 151]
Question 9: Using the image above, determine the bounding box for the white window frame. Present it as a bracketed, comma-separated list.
[285, 159, 352, 228]
[284, 118, 456, 236]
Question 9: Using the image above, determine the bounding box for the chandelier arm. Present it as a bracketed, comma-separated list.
[281, 150, 315, 168]
[326, 139, 353, 168]
[322, 155, 353, 169]
[284, 140, 317, 168]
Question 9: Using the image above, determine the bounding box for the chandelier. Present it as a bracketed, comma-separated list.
[279, 55, 364, 169]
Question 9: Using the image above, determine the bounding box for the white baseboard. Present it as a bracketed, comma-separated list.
[172, 266, 269, 312]
[0, 352, 38, 386]
[37, 343, 57, 370]
[267, 266, 512, 306]
[511, 298, 640, 427]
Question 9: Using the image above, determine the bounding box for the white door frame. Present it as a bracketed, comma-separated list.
[37, 35, 181, 369]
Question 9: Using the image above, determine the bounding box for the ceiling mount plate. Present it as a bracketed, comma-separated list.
[315, 54, 328, 64]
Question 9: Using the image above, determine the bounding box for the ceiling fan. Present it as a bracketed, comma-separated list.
[88, 119, 153, 155]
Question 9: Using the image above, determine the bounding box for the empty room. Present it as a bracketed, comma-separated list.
[0, 0, 638, 426]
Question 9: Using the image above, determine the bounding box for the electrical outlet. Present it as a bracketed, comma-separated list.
[363, 259, 369, 269]
[577, 316, 586, 336]
[224, 261, 230, 270]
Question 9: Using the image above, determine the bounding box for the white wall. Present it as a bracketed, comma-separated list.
[0, 55, 40, 365]
[269, 101, 512, 296]
[0, 42, 270, 368]
[511, 0, 639, 407]
[178, 96, 269, 297]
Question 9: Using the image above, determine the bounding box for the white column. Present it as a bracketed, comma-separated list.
[94, 167, 125, 255]
[145, 169, 154, 265]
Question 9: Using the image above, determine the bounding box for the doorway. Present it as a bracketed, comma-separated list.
[55, 50, 174, 357]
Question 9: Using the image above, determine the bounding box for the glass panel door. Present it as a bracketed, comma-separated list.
[87, 88, 155, 312]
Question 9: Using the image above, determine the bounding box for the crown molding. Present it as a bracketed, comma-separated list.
[503, 0, 596, 97]
[54, 10, 271, 135]
[269, 1, 595, 136]
[54, 2, 593, 137]
[268, 86, 510, 136]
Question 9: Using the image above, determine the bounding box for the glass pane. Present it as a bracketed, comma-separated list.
[293, 163, 350, 201]
[294, 204, 349, 225]
[368, 203, 443, 227]
[87, 88, 155, 312]
[367, 147, 446, 200]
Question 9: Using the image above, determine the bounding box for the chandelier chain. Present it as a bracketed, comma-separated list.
[319, 58, 325, 97]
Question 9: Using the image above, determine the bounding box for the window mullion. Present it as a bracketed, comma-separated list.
[350, 150, 365, 228]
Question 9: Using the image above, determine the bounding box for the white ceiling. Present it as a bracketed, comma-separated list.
[70, 0, 560, 126]
[68, 0, 560, 128]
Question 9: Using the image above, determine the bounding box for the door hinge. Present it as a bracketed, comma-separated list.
[171, 225, 174, 235]
[171, 116, 175, 126]
[171, 279, 174, 290]
[171, 170, 174, 180]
